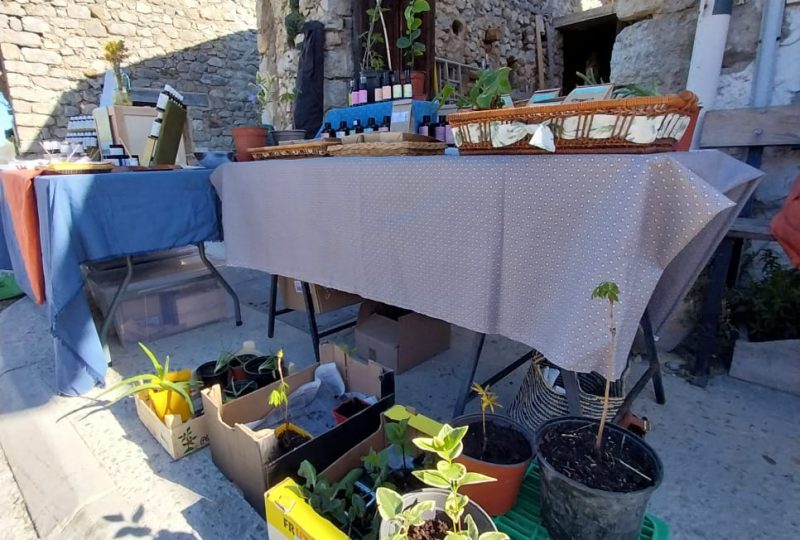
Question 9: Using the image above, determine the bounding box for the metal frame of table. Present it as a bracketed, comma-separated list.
[453, 309, 666, 422]
[98, 242, 243, 360]
[266, 274, 357, 363]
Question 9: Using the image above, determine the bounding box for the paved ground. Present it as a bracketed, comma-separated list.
[0, 262, 798, 539]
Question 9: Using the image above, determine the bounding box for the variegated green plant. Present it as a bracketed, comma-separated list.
[98, 342, 198, 415]
[377, 424, 509, 540]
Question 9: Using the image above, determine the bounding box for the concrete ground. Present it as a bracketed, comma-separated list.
[0, 260, 798, 539]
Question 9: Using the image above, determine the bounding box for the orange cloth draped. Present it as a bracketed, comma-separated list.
[1, 169, 45, 303]
[771, 176, 800, 268]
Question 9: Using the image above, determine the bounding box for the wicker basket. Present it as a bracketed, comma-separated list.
[449, 91, 699, 155]
[508, 353, 627, 434]
[328, 141, 446, 157]
[249, 139, 341, 160]
[43, 161, 115, 175]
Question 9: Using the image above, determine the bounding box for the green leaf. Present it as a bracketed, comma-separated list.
[412, 469, 450, 489]
[397, 36, 412, 49]
[591, 281, 620, 303]
[409, 28, 421, 41]
[437, 461, 467, 483]
[460, 471, 496, 486]
[445, 491, 468, 525]
[298, 460, 317, 487]
[138, 342, 163, 378]
[409, 18, 422, 31]
[406, 499, 436, 525]
[376, 487, 403, 521]
[445, 533, 471, 540]
[97, 373, 156, 399]
[159, 379, 195, 415]
[412, 435, 438, 453]
[412, 0, 430, 12]
[163, 354, 171, 377]
[478, 533, 510, 540]
[466, 514, 479, 539]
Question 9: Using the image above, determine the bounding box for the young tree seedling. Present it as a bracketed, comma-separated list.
[268, 349, 290, 426]
[385, 419, 414, 475]
[471, 383, 502, 458]
[591, 281, 620, 452]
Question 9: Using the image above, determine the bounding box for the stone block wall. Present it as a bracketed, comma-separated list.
[0, 0, 258, 154]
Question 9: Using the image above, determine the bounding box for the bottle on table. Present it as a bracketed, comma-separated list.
[382, 71, 392, 102]
[392, 70, 403, 100]
[434, 116, 447, 142]
[402, 69, 413, 99]
[445, 117, 455, 146]
[348, 78, 356, 106]
[374, 73, 384, 102]
[417, 115, 431, 137]
[359, 73, 368, 104]
[336, 120, 349, 138]
[320, 122, 335, 139]
[364, 117, 378, 133]
[352, 119, 364, 134]
[379, 115, 391, 132]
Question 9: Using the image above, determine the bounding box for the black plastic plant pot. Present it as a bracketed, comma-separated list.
[242, 356, 282, 388]
[535, 416, 663, 540]
[196, 360, 229, 390]
[378, 488, 497, 537]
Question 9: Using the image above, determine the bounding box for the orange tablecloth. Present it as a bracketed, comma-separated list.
[0, 169, 45, 303]
[771, 176, 800, 268]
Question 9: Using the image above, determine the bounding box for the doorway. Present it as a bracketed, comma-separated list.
[559, 15, 619, 94]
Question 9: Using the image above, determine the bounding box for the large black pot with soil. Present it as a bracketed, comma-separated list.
[535, 416, 663, 540]
[195, 361, 229, 390]
[378, 488, 497, 538]
[451, 413, 534, 516]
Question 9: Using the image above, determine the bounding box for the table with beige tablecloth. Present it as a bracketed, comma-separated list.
[211, 150, 762, 379]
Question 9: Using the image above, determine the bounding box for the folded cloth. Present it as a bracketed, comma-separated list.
[771, 176, 800, 268]
[0, 168, 46, 303]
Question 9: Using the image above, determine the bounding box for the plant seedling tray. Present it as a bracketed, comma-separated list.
[494, 464, 670, 540]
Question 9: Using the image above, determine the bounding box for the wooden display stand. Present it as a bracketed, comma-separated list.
[93, 105, 190, 165]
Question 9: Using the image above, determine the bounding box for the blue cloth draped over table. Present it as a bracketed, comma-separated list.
[0, 186, 22, 280]
[33, 169, 221, 395]
[315, 100, 440, 137]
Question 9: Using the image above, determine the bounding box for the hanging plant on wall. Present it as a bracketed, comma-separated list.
[285, 0, 305, 47]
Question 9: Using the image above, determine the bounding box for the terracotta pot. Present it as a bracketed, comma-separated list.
[231, 126, 267, 161]
[452, 413, 534, 516]
[674, 107, 701, 151]
[410, 70, 426, 100]
[229, 355, 253, 382]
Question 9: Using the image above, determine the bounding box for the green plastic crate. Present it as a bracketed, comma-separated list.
[0, 274, 23, 301]
[494, 465, 669, 540]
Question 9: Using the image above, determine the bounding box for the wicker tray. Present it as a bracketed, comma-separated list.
[328, 141, 446, 157]
[249, 139, 341, 160]
[449, 91, 699, 155]
[43, 161, 115, 175]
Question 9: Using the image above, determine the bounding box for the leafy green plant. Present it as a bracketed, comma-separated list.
[99, 343, 198, 415]
[284, 0, 305, 47]
[471, 383, 501, 457]
[362, 448, 394, 490]
[268, 349, 291, 425]
[432, 83, 455, 111]
[378, 424, 509, 539]
[575, 69, 603, 86]
[732, 249, 800, 341]
[226, 379, 257, 400]
[614, 83, 660, 98]
[591, 281, 620, 451]
[396, 0, 430, 68]
[257, 352, 282, 377]
[386, 419, 414, 475]
[298, 460, 367, 536]
[214, 351, 235, 374]
[458, 68, 512, 110]
[361, 2, 390, 71]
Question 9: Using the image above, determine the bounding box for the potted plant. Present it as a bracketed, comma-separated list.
[269, 349, 312, 458]
[396, 0, 430, 99]
[243, 349, 285, 387]
[103, 40, 131, 106]
[451, 384, 533, 516]
[297, 460, 371, 537]
[195, 351, 234, 390]
[535, 283, 663, 540]
[100, 342, 197, 422]
[224, 378, 258, 402]
[359, 1, 392, 98]
[377, 424, 507, 539]
[333, 396, 371, 424]
[458, 67, 512, 110]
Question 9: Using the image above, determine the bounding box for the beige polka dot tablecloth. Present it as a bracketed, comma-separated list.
[211, 150, 762, 378]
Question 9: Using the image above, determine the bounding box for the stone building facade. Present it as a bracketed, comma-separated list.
[0, 0, 258, 153]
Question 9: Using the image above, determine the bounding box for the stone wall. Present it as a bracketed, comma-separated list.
[0, 0, 258, 153]
[256, 0, 353, 130]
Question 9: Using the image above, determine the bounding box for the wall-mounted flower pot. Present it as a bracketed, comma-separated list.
[149, 368, 193, 422]
[378, 488, 497, 537]
[196, 361, 229, 390]
[332, 397, 370, 424]
[411, 70, 426, 100]
[535, 416, 663, 540]
[243, 356, 283, 388]
[231, 126, 267, 161]
[452, 413, 533, 516]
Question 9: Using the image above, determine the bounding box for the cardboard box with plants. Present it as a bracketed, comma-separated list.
[265, 405, 443, 540]
[99, 343, 208, 460]
[201, 343, 395, 516]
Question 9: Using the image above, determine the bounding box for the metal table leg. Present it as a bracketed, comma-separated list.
[453, 333, 486, 417]
[197, 242, 242, 326]
[301, 281, 321, 363]
[100, 256, 134, 366]
[268, 274, 279, 338]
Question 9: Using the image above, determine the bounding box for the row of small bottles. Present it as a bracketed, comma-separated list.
[320, 115, 455, 145]
[349, 69, 414, 106]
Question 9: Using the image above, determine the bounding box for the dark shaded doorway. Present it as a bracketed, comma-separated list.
[559, 15, 618, 94]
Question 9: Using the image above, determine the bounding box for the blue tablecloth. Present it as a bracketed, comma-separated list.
[34, 169, 221, 395]
[0, 187, 18, 274]
[315, 100, 439, 137]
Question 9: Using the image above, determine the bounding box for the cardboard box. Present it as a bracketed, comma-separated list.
[279, 276, 361, 314]
[201, 344, 395, 516]
[265, 405, 442, 540]
[355, 301, 451, 373]
[134, 392, 209, 460]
